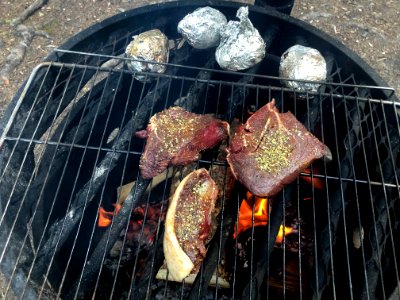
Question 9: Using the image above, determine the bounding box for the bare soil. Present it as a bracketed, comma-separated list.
[0, 0, 399, 298]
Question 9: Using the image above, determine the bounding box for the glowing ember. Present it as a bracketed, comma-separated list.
[235, 192, 269, 238]
[276, 225, 294, 244]
[98, 204, 121, 227]
[301, 167, 325, 190]
[235, 192, 295, 243]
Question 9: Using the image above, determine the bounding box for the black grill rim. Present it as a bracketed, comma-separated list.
[2, 0, 397, 138]
[0, 1, 399, 299]
[0, 61, 399, 299]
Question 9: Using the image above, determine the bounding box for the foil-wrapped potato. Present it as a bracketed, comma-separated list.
[279, 45, 327, 92]
[125, 29, 169, 80]
[178, 7, 227, 49]
[215, 6, 266, 71]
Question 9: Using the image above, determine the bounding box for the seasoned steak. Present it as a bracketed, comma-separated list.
[227, 100, 331, 197]
[164, 168, 218, 281]
[138, 107, 229, 179]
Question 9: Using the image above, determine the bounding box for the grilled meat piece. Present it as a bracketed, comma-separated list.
[164, 168, 218, 281]
[227, 99, 331, 197]
[138, 107, 229, 179]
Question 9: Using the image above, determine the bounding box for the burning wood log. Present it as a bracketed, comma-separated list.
[116, 167, 174, 205]
[29, 44, 192, 284]
[68, 51, 226, 297]
[68, 176, 151, 299]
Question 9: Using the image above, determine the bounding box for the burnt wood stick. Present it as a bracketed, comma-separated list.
[68, 176, 151, 299]
[24, 71, 124, 244]
[129, 230, 165, 300]
[173, 56, 215, 110]
[0, 66, 96, 233]
[28, 45, 192, 282]
[28, 78, 163, 281]
[241, 187, 293, 300]
[72, 53, 216, 298]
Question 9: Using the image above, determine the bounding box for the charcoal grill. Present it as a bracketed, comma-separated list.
[0, 1, 399, 299]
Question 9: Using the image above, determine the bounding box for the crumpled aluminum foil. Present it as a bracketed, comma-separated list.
[125, 29, 169, 80]
[279, 44, 327, 92]
[215, 6, 266, 71]
[177, 6, 227, 49]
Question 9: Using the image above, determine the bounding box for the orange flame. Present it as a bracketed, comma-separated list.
[235, 192, 269, 238]
[235, 192, 295, 243]
[276, 225, 294, 244]
[98, 204, 121, 227]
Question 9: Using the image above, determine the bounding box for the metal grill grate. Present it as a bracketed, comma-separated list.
[0, 53, 399, 299]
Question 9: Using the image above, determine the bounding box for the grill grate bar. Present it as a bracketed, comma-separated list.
[0, 64, 57, 228]
[4, 132, 400, 189]
[34, 68, 129, 292]
[18, 64, 96, 299]
[52, 49, 398, 100]
[355, 95, 387, 299]
[344, 93, 372, 299]
[66, 45, 194, 297]
[64, 70, 130, 298]
[0, 64, 80, 298]
[0, 55, 399, 299]
[360, 98, 400, 298]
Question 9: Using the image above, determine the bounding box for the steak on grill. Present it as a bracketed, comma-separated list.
[164, 168, 218, 281]
[227, 99, 332, 197]
[137, 107, 229, 179]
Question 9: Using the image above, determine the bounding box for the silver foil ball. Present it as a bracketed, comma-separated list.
[215, 6, 266, 71]
[125, 29, 169, 80]
[279, 45, 327, 92]
[177, 7, 227, 49]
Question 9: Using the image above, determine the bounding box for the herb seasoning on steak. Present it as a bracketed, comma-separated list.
[137, 107, 229, 179]
[164, 168, 218, 281]
[227, 99, 331, 197]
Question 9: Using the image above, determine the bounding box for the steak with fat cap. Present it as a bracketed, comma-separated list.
[227, 99, 331, 197]
[163, 168, 218, 281]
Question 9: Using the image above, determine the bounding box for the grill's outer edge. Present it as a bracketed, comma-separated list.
[2, 0, 399, 136]
[43, 0, 397, 98]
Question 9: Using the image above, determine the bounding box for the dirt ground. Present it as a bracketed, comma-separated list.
[0, 0, 399, 298]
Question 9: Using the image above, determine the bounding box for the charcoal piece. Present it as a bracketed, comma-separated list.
[227, 99, 331, 197]
[138, 107, 229, 179]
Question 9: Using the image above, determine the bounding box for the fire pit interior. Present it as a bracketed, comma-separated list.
[0, 1, 399, 299]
